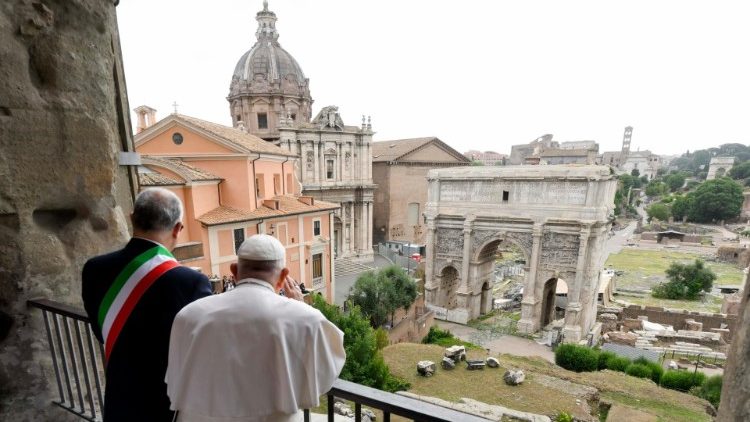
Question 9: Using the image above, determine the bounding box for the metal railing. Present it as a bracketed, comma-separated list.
[28, 298, 105, 421]
[29, 298, 486, 422]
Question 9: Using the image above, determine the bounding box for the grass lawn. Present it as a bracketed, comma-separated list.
[382, 343, 712, 421]
[605, 248, 742, 312]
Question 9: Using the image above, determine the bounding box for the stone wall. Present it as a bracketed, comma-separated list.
[0, 0, 135, 418]
[387, 295, 435, 345]
[621, 305, 737, 342]
[718, 290, 750, 420]
[716, 245, 750, 268]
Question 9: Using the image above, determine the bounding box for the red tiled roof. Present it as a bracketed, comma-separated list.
[197, 195, 339, 226]
[372, 137, 470, 163]
[138, 172, 184, 186]
[141, 156, 222, 182]
[174, 114, 297, 157]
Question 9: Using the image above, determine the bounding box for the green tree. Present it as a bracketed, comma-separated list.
[729, 161, 750, 180]
[631, 168, 640, 177]
[688, 178, 744, 222]
[644, 181, 668, 197]
[311, 296, 409, 392]
[670, 193, 694, 221]
[349, 265, 417, 328]
[470, 160, 484, 166]
[646, 203, 670, 222]
[652, 260, 716, 300]
[665, 173, 686, 191]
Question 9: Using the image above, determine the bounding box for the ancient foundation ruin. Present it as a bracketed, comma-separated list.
[423, 165, 616, 343]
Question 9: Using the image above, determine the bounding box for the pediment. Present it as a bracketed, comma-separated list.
[401, 143, 467, 163]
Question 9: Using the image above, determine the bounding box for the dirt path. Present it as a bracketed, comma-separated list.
[436, 320, 555, 363]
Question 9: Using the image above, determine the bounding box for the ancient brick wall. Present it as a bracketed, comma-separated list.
[621, 305, 737, 341]
[0, 0, 135, 418]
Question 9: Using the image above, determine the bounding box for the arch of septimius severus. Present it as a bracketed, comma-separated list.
[423, 165, 617, 343]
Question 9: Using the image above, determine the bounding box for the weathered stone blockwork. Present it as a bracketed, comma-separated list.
[621, 305, 737, 342]
[423, 165, 616, 342]
[0, 0, 135, 418]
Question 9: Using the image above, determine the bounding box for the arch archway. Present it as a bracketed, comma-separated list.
[480, 281, 492, 315]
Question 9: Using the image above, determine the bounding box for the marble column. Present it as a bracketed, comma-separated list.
[367, 202, 372, 251]
[518, 223, 543, 334]
[312, 141, 319, 184]
[318, 141, 325, 182]
[562, 225, 591, 343]
[340, 203, 347, 254]
[337, 141, 342, 182]
[349, 202, 355, 253]
[328, 212, 336, 301]
[424, 218, 436, 290]
[461, 218, 474, 289]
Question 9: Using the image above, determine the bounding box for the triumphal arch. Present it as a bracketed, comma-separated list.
[423, 165, 616, 343]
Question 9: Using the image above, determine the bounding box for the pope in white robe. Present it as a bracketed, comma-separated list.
[166, 234, 346, 422]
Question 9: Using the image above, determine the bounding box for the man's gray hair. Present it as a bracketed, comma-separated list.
[132, 188, 183, 232]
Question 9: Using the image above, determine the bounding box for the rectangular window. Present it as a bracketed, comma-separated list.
[273, 174, 281, 195]
[312, 253, 323, 279]
[233, 228, 245, 253]
[255, 174, 265, 199]
[257, 112, 268, 129]
[502, 191, 509, 202]
[408, 202, 420, 226]
[313, 219, 321, 236]
[291, 113, 297, 121]
[326, 159, 334, 179]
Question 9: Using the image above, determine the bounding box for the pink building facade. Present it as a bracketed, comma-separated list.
[134, 112, 337, 301]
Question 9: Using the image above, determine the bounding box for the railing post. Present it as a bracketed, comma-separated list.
[63, 316, 85, 412]
[327, 394, 334, 422]
[84, 323, 105, 415]
[42, 310, 64, 401]
[354, 402, 361, 422]
[53, 313, 74, 408]
[74, 320, 96, 418]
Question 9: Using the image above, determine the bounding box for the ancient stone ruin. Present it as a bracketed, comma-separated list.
[1, 1, 137, 419]
[424, 165, 616, 342]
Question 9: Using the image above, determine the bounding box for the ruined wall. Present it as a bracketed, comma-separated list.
[0, 0, 135, 418]
[718, 289, 750, 421]
[621, 305, 737, 341]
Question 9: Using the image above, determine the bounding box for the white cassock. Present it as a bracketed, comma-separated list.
[166, 278, 346, 422]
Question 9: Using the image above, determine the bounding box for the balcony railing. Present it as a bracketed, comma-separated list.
[28, 298, 487, 422]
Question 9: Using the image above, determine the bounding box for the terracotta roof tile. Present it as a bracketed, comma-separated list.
[197, 195, 339, 226]
[175, 114, 296, 157]
[138, 172, 184, 186]
[142, 156, 222, 182]
[372, 137, 470, 163]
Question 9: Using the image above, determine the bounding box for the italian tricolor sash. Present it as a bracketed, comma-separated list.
[98, 245, 179, 361]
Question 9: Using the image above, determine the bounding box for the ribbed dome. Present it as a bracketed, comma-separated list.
[231, 1, 306, 85]
[232, 42, 306, 84]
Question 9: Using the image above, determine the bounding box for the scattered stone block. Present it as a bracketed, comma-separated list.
[417, 360, 436, 377]
[503, 369, 525, 385]
[361, 408, 376, 421]
[598, 313, 619, 333]
[441, 357, 456, 370]
[444, 345, 466, 362]
[486, 357, 500, 368]
[685, 319, 703, 331]
[622, 318, 643, 332]
[607, 331, 639, 346]
[466, 360, 485, 370]
[333, 402, 354, 417]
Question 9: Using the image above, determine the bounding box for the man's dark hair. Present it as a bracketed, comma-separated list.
[132, 188, 183, 232]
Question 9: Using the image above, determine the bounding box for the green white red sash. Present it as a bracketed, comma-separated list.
[98, 245, 179, 361]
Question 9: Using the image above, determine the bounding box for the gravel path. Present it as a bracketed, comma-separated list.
[436, 320, 555, 363]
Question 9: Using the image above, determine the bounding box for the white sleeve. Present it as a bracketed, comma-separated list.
[165, 309, 187, 410]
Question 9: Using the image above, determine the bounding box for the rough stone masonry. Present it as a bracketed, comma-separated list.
[0, 0, 136, 419]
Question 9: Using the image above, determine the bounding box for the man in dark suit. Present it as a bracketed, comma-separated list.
[83, 187, 212, 422]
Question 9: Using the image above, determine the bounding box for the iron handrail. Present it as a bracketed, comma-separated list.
[28, 297, 488, 422]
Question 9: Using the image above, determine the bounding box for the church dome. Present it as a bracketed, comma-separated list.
[231, 1, 306, 85]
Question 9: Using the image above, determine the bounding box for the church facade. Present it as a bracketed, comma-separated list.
[227, 2, 374, 261]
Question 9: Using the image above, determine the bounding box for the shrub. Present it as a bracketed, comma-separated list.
[421, 326, 480, 349]
[597, 351, 617, 370]
[605, 356, 631, 372]
[633, 357, 664, 384]
[625, 363, 653, 379]
[555, 411, 573, 422]
[554, 344, 599, 373]
[693, 375, 722, 408]
[661, 370, 706, 392]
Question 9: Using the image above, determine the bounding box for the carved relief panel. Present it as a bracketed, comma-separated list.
[540, 232, 580, 269]
[504, 231, 533, 259]
[435, 228, 463, 256]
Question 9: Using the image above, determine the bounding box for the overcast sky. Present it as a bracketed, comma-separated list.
[116, 0, 750, 156]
